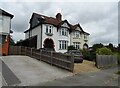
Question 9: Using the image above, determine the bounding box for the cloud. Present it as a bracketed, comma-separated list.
[0, 2, 118, 46]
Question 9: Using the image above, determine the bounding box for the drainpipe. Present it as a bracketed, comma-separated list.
[40, 24, 42, 48]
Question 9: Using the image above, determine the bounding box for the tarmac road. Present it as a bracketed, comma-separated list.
[39, 66, 119, 86]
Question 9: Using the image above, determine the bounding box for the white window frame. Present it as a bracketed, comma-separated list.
[46, 25, 53, 34]
[59, 40, 68, 50]
[73, 42, 80, 49]
[84, 34, 87, 39]
[74, 31, 80, 38]
[59, 28, 68, 36]
[0, 16, 3, 31]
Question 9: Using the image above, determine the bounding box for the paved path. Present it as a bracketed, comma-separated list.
[39, 66, 119, 86]
[0, 58, 21, 86]
[2, 55, 73, 86]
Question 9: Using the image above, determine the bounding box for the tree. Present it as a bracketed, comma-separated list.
[92, 43, 104, 52]
[108, 43, 114, 51]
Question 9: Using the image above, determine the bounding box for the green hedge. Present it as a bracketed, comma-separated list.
[96, 47, 113, 55]
[80, 49, 96, 61]
[118, 54, 120, 64]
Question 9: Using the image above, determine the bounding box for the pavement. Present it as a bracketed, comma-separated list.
[2, 55, 73, 86]
[0, 57, 21, 87]
[38, 66, 119, 86]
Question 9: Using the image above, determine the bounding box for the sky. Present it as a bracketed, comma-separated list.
[0, 0, 119, 47]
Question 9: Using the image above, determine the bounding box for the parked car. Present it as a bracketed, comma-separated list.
[64, 50, 83, 63]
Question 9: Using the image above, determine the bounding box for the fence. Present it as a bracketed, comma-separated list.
[9, 46, 74, 72]
[96, 55, 118, 68]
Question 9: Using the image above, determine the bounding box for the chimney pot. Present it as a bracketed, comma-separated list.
[56, 13, 62, 21]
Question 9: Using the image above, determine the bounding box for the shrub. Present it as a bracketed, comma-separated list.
[68, 45, 76, 51]
[96, 47, 113, 55]
[81, 49, 96, 61]
[116, 70, 120, 75]
[118, 54, 120, 64]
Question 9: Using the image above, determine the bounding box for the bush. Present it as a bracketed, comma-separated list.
[68, 45, 76, 51]
[96, 47, 113, 55]
[116, 70, 120, 75]
[118, 54, 120, 64]
[81, 49, 96, 61]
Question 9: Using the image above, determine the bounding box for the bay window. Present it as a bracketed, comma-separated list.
[74, 31, 80, 38]
[59, 40, 68, 50]
[59, 28, 68, 36]
[73, 42, 80, 49]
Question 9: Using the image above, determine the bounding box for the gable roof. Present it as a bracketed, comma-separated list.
[70, 23, 90, 35]
[0, 9, 14, 19]
[25, 12, 89, 35]
[30, 13, 61, 26]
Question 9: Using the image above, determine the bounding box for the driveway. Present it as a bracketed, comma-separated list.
[38, 66, 119, 86]
[2, 55, 73, 86]
[74, 60, 100, 74]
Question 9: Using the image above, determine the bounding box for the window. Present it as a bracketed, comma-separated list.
[84, 35, 87, 39]
[46, 25, 53, 34]
[59, 28, 68, 36]
[73, 42, 80, 49]
[0, 35, 6, 45]
[74, 31, 80, 38]
[0, 16, 3, 30]
[59, 40, 68, 50]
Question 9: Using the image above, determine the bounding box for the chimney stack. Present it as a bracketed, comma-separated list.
[56, 13, 62, 21]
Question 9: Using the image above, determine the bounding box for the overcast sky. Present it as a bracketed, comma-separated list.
[0, 0, 118, 47]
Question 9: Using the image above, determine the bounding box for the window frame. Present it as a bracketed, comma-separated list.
[84, 34, 87, 39]
[59, 40, 68, 50]
[74, 31, 80, 38]
[46, 25, 53, 34]
[59, 28, 68, 36]
[73, 42, 80, 49]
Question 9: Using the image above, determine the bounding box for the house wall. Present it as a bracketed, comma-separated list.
[31, 26, 42, 49]
[25, 22, 89, 53]
[25, 25, 42, 49]
[25, 31, 29, 39]
[0, 15, 11, 34]
[70, 27, 89, 49]
[42, 23, 70, 53]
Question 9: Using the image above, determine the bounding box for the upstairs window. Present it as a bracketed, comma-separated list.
[46, 25, 53, 34]
[74, 31, 80, 38]
[59, 28, 68, 36]
[0, 16, 3, 30]
[84, 35, 87, 39]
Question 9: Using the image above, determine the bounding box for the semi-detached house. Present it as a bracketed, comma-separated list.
[24, 13, 90, 53]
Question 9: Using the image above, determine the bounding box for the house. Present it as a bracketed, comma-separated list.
[24, 13, 89, 53]
[0, 9, 14, 55]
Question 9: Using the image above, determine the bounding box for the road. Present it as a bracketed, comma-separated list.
[39, 66, 119, 86]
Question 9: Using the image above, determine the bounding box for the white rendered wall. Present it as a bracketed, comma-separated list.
[31, 26, 41, 49]
[0, 15, 11, 34]
[42, 24, 70, 53]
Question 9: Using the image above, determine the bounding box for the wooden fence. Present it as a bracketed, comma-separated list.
[96, 55, 118, 68]
[9, 46, 74, 72]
